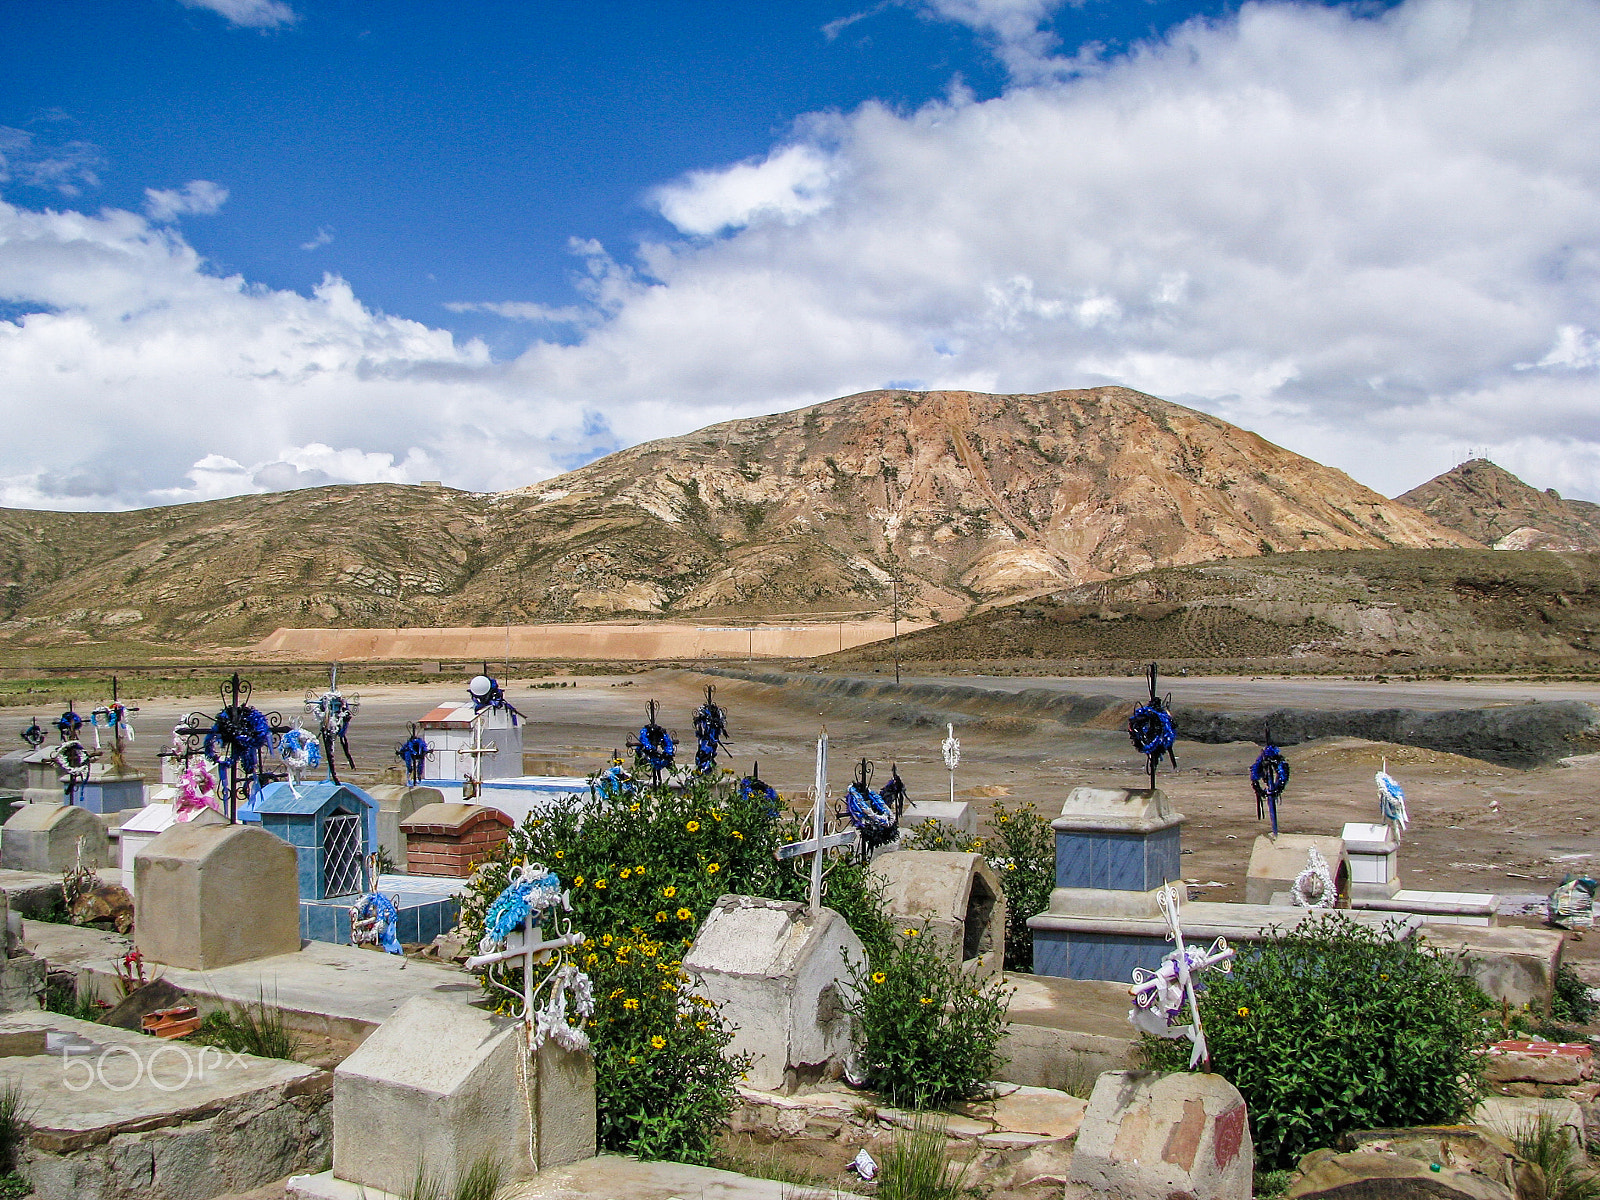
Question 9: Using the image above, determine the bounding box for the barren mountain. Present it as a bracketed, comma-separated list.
[826, 548, 1600, 675]
[1397, 459, 1600, 550]
[0, 386, 1474, 648]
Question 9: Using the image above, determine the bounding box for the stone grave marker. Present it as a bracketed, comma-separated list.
[366, 782, 444, 872]
[134, 820, 300, 969]
[117, 802, 225, 896]
[868, 849, 1006, 975]
[1, 801, 111, 873]
[1245, 834, 1349, 906]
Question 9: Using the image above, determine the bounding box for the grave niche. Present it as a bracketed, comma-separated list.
[243, 781, 378, 900]
[1245, 834, 1349, 906]
[401, 802, 513, 878]
[868, 850, 1007, 977]
[1, 802, 111, 873]
[134, 821, 300, 970]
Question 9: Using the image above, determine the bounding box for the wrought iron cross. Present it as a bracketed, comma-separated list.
[1129, 883, 1234, 1070]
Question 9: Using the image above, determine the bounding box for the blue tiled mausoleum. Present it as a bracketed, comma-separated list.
[242, 781, 378, 900]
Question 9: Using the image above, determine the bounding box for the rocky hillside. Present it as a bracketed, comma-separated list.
[0, 386, 1475, 649]
[826, 548, 1600, 674]
[1398, 459, 1600, 550]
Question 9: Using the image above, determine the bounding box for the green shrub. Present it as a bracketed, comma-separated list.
[846, 927, 1011, 1108]
[456, 769, 889, 1163]
[1141, 912, 1487, 1168]
[1552, 962, 1596, 1026]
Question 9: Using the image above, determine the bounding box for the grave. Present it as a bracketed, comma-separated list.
[899, 799, 978, 836]
[117, 803, 225, 895]
[133, 820, 301, 970]
[1030, 786, 1421, 982]
[20, 748, 62, 804]
[3, 1009, 330, 1200]
[72, 764, 144, 815]
[422, 775, 591, 826]
[1421, 924, 1567, 1011]
[416, 697, 523, 782]
[400, 801, 513, 878]
[365, 782, 444, 872]
[0, 890, 44, 1012]
[299, 873, 462, 948]
[1, 802, 111, 873]
[684, 894, 863, 1092]
[1245, 834, 1349, 906]
[242, 781, 378, 900]
[867, 850, 1006, 976]
[1343, 820, 1500, 925]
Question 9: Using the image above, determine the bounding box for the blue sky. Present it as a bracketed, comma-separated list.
[2, 0, 1598, 509]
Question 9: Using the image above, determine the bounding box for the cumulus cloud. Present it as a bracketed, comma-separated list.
[176, 0, 297, 29]
[143, 180, 229, 222]
[5, 0, 1600, 509]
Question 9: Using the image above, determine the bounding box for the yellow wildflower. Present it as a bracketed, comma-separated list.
[919, 997, 933, 1005]
[655, 911, 668, 923]
[706, 862, 720, 875]
[1237, 1006, 1250, 1017]
[650, 1035, 665, 1050]
[595, 878, 607, 890]
[902, 928, 920, 938]
[732, 830, 744, 841]
[601, 934, 614, 947]
[620, 868, 632, 880]
[574, 875, 585, 888]
[686, 820, 700, 833]
[871, 971, 886, 984]
[635, 865, 646, 875]
[609, 988, 625, 1000]
[554, 850, 564, 859]
[623, 998, 639, 1010]
[663, 886, 677, 899]
[676, 907, 692, 921]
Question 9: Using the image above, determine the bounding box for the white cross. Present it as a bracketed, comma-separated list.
[463, 879, 587, 1029]
[774, 731, 857, 914]
[459, 714, 497, 801]
[1128, 882, 1234, 1070]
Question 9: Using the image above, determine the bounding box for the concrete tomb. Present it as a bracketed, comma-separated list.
[365, 782, 444, 873]
[20, 748, 65, 805]
[1343, 821, 1500, 925]
[1422, 924, 1566, 1012]
[73, 764, 144, 815]
[684, 894, 863, 1092]
[331, 995, 594, 1196]
[1030, 786, 1422, 982]
[1069, 1070, 1253, 1200]
[401, 801, 513, 878]
[242, 781, 378, 900]
[868, 850, 1006, 976]
[417, 699, 523, 782]
[134, 820, 301, 970]
[117, 802, 225, 895]
[899, 799, 979, 837]
[1, 802, 111, 873]
[1245, 834, 1349, 906]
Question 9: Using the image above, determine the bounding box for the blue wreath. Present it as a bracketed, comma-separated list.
[352, 893, 403, 954]
[635, 724, 675, 773]
[1251, 743, 1290, 835]
[483, 870, 563, 947]
[738, 774, 779, 819]
[55, 710, 82, 740]
[844, 781, 899, 849]
[693, 701, 728, 774]
[595, 764, 636, 803]
[204, 705, 273, 776]
[1128, 704, 1176, 759]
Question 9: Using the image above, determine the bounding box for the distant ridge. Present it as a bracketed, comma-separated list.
[1397, 459, 1600, 550]
[0, 386, 1473, 649]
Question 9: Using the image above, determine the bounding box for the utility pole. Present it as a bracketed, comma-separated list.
[892, 578, 900, 686]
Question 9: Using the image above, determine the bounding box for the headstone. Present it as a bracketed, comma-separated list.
[242, 781, 378, 900]
[118, 803, 226, 895]
[74, 764, 144, 815]
[366, 783, 444, 872]
[0, 891, 43, 1013]
[867, 850, 1006, 976]
[683, 894, 863, 1092]
[401, 802, 513, 878]
[1245, 834, 1349, 906]
[899, 799, 978, 836]
[0, 749, 28, 791]
[333, 995, 594, 1194]
[134, 821, 301, 969]
[0, 802, 111, 872]
[1342, 821, 1401, 901]
[1069, 1070, 1252, 1200]
[20, 747, 61, 804]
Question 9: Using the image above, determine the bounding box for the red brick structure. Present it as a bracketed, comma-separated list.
[400, 802, 513, 878]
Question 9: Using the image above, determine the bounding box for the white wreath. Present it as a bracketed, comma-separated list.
[1291, 846, 1336, 908]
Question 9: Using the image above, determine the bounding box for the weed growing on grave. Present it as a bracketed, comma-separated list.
[1552, 962, 1596, 1026]
[877, 1112, 975, 1200]
[405, 1152, 504, 1200]
[456, 768, 890, 1164]
[902, 801, 1055, 972]
[0, 1080, 34, 1175]
[38, 978, 100, 1022]
[845, 927, 1011, 1108]
[192, 993, 302, 1061]
[1139, 912, 1487, 1169]
[1513, 1112, 1600, 1200]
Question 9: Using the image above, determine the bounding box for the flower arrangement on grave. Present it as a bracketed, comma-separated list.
[455, 764, 890, 1162]
[1139, 911, 1488, 1169]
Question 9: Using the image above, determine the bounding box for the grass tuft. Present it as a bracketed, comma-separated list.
[1512, 1113, 1600, 1200]
[878, 1113, 973, 1200]
[405, 1152, 504, 1200]
[192, 993, 302, 1061]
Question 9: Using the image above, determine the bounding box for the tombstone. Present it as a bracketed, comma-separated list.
[0, 749, 26, 791]
[333, 996, 594, 1195]
[868, 850, 1006, 976]
[1245, 835, 1349, 906]
[684, 894, 863, 1092]
[899, 799, 978, 836]
[20, 747, 61, 804]
[74, 763, 145, 815]
[401, 802, 513, 878]
[118, 803, 226, 895]
[242, 781, 378, 900]
[1069, 1070, 1253, 1200]
[0, 888, 43, 1012]
[0, 802, 111, 873]
[366, 783, 445, 873]
[1423, 924, 1566, 1012]
[1342, 822, 1400, 901]
[417, 700, 523, 781]
[134, 821, 301, 969]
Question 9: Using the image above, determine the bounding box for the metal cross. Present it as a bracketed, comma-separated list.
[1129, 882, 1234, 1070]
[463, 884, 586, 1029]
[942, 723, 960, 805]
[774, 730, 857, 914]
[458, 713, 497, 802]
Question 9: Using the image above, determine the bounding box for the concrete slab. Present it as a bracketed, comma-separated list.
[0, 1011, 331, 1200]
[290, 1155, 867, 1200]
[997, 971, 1138, 1091]
[25, 920, 481, 1065]
[1421, 923, 1566, 1012]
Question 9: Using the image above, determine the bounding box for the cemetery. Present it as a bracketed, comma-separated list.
[0, 665, 1584, 1200]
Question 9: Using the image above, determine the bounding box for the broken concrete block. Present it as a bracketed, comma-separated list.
[1422, 925, 1566, 1013]
[1286, 1150, 1515, 1200]
[868, 850, 1006, 976]
[1483, 1040, 1593, 1085]
[1068, 1070, 1252, 1200]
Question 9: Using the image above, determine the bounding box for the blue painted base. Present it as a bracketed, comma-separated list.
[1032, 926, 1173, 982]
[74, 777, 143, 814]
[299, 891, 459, 948]
[1055, 825, 1181, 892]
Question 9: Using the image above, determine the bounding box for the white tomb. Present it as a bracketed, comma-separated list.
[1343, 820, 1499, 925]
[899, 799, 978, 836]
[118, 802, 225, 894]
[418, 701, 523, 782]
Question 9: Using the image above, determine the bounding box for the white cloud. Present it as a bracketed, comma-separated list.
[0, 127, 102, 196]
[300, 225, 333, 251]
[6, 0, 1600, 509]
[652, 144, 837, 236]
[143, 180, 229, 222]
[176, 0, 297, 29]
